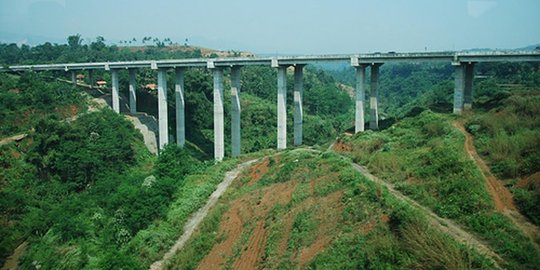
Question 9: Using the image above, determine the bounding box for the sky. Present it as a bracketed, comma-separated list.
[0, 0, 539, 54]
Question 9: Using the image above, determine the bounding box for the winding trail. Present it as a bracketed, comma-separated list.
[0, 242, 27, 270]
[0, 133, 28, 147]
[149, 158, 259, 270]
[325, 138, 506, 268]
[452, 121, 540, 250]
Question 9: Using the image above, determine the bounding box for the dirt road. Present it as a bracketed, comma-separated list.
[452, 121, 540, 251]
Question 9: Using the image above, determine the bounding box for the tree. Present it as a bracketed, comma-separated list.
[67, 34, 83, 48]
[90, 36, 106, 51]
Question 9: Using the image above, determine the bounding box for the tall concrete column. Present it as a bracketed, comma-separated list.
[277, 66, 287, 150]
[355, 65, 366, 133]
[231, 66, 241, 157]
[88, 70, 94, 89]
[294, 65, 304, 146]
[128, 69, 137, 114]
[453, 63, 465, 114]
[370, 64, 381, 130]
[111, 69, 120, 113]
[157, 68, 169, 150]
[463, 63, 475, 110]
[71, 71, 77, 87]
[175, 68, 186, 147]
[213, 68, 225, 161]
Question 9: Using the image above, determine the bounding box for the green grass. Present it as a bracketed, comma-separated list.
[338, 110, 540, 269]
[465, 91, 540, 226]
[126, 158, 239, 267]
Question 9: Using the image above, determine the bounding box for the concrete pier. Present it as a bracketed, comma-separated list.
[213, 68, 225, 161]
[129, 69, 137, 114]
[88, 70, 94, 89]
[355, 65, 366, 133]
[175, 68, 186, 147]
[294, 65, 304, 146]
[277, 66, 287, 150]
[464, 63, 475, 110]
[370, 64, 381, 130]
[71, 71, 76, 87]
[453, 63, 465, 114]
[231, 66, 241, 157]
[111, 69, 120, 113]
[157, 69, 169, 150]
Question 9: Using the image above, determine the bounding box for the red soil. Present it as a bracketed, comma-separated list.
[453, 121, 516, 211]
[248, 158, 270, 186]
[197, 158, 346, 269]
[197, 179, 297, 270]
[333, 140, 352, 152]
[516, 172, 540, 189]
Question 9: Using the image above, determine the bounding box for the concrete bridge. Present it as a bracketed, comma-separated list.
[8, 51, 540, 160]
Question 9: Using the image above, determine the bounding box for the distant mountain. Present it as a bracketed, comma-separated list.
[464, 43, 540, 52]
[516, 44, 540, 51]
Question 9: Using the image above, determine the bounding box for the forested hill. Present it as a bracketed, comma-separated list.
[1, 37, 539, 269]
[326, 61, 540, 121]
[0, 36, 352, 268]
[0, 35, 353, 156]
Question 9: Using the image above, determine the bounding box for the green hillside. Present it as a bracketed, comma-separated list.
[166, 150, 496, 269]
[0, 37, 352, 268]
[1, 37, 539, 269]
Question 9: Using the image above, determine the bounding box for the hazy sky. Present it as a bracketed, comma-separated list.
[0, 0, 539, 54]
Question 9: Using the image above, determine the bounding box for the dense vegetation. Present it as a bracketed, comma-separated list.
[1, 35, 539, 269]
[0, 72, 86, 137]
[1, 35, 353, 155]
[0, 35, 203, 65]
[0, 36, 353, 268]
[327, 61, 540, 120]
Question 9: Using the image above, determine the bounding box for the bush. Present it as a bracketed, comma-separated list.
[155, 144, 204, 179]
[513, 186, 540, 225]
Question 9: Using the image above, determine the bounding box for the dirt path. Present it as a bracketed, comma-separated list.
[149, 158, 259, 270]
[0, 133, 27, 147]
[324, 139, 505, 268]
[452, 121, 540, 250]
[0, 242, 27, 270]
[452, 122, 515, 211]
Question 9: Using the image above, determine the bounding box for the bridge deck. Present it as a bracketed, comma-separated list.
[7, 51, 540, 71]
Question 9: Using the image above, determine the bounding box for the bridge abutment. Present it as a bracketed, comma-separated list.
[157, 68, 169, 150]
